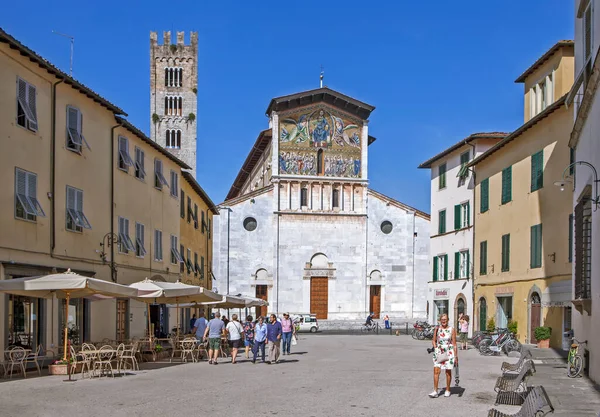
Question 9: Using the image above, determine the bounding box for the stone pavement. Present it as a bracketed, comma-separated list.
[0, 335, 598, 417]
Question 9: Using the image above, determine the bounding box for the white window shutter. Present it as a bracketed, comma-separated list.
[27, 84, 38, 130]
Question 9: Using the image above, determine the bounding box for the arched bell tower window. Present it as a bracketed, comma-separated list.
[317, 149, 324, 175]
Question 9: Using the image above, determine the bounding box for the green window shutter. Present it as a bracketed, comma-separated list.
[466, 251, 470, 278]
[454, 252, 460, 279]
[568, 214, 573, 262]
[530, 225, 536, 268]
[502, 234, 510, 271]
[530, 224, 543, 268]
[439, 163, 446, 189]
[443, 254, 448, 281]
[531, 150, 544, 192]
[454, 204, 461, 230]
[433, 256, 438, 281]
[481, 179, 489, 213]
[480, 241, 487, 275]
[466, 201, 471, 226]
[502, 167, 512, 204]
[438, 210, 446, 234]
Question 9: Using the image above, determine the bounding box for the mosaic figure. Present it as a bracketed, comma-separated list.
[332, 116, 360, 148]
[310, 110, 332, 148]
[280, 114, 309, 144]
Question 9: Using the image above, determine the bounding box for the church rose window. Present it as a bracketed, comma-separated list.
[243, 217, 257, 232]
[380, 221, 393, 234]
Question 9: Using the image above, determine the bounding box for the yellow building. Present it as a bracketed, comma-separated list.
[469, 41, 574, 349]
[0, 28, 196, 352]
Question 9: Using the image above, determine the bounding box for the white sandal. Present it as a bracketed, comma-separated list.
[428, 391, 439, 398]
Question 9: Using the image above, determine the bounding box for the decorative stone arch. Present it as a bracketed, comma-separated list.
[527, 284, 543, 343]
[454, 293, 467, 329]
[150, 274, 166, 282]
[476, 296, 488, 332]
[303, 253, 335, 320]
[303, 253, 335, 279]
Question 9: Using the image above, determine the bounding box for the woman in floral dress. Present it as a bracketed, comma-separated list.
[429, 314, 458, 398]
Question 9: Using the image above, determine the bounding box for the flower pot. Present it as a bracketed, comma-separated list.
[48, 363, 82, 375]
[537, 339, 550, 349]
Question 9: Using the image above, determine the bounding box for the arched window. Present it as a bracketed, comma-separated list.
[179, 68, 183, 86]
[317, 149, 324, 175]
[300, 188, 308, 207]
[164, 68, 169, 86]
[165, 130, 170, 147]
[164, 97, 168, 115]
[176, 130, 181, 148]
[332, 188, 340, 208]
[178, 97, 183, 116]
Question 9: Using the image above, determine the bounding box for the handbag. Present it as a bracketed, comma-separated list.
[291, 334, 298, 346]
[435, 351, 449, 363]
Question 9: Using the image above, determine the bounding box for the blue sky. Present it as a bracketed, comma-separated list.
[1, 1, 573, 213]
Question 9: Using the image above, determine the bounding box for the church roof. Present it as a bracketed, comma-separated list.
[225, 129, 272, 201]
[367, 189, 430, 220]
[266, 87, 375, 120]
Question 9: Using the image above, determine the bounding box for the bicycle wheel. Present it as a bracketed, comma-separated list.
[567, 355, 583, 378]
[504, 339, 520, 354]
[411, 329, 419, 340]
[479, 339, 493, 356]
[417, 330, 425, 340]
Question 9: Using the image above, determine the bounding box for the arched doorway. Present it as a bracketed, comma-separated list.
[530, 292, 541, 344]
[309, 253, 330, 319]
[255, 269, 269, 318]
[479, 297, 487, 332]
[369, 270, 382, 319]
[455, 295, 466, 329]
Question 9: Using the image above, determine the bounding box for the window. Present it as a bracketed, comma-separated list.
[134, 147, 146, 180]
[380, 221, 393, 234]
[66, 106, 90, 153]
[165, 130, 181, 149]
[479, 241, 488, 275]
[194, 252, 200, 275]
[15, 168, 45, 221]
[438, 163, 447, 189]
[317, 149, 324, 175]
[66, 186, 91, 232]
[433, 254, 448, 281]
[118, 136, 134, 172]
[16, 77, 38, 131]
[501, 234, 510, 272]
[200, 256, 205, 279]
[164, 67, 183, 87]
[164, 96, 183, 116]
[569, 214, 573, 263]
[570, 147, 575, 176]
[457, 151, 470, 179]
[243, 217, 257, 232]
[170, 235, 183, 264]
[583, 0, 594, 88]
[154, 159, 168, 189]
[530, 224, 543, 268]
[154, 230, 163, 261]
[480, 178, 489, 213]
[454, 250, 469, 279]
[332, 189, 340, 209]
[438, 209, 446, 234]
[496, 296, 513, 328]
[180, 191, 185, 218]
[531, 150, 544, 192]
[170, 171, 178, 197]
[501, 166, 512, 204]
[187, 196, 193, 223]
[180, 244, 186, 273]
[201, 210, 205, 234]
[301, 188, 308, 207]
[575, 198, 592, 299]
[135, 222, 146, 257]
[186, 248, 193, 274]
[194, 204, 199, 229]
[454, 202, 470, 230]
[208, 218, 211, 238]
[117, 217, 135, 254]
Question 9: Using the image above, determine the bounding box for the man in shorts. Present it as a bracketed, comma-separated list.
[203, 311, 225, 364]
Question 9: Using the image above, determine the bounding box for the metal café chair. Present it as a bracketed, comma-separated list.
[24, 344, 42, 376]
[7, 347, 27, 378]
[93, 345, 115, 378]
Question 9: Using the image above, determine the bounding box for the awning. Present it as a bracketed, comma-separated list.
[541, 280, 572, 307]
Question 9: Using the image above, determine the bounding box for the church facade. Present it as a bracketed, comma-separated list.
[213, 88, 430, 320]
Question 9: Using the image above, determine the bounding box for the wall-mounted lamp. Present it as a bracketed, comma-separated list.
[555, 161, 600, 210]
[548, 252, 556, 263]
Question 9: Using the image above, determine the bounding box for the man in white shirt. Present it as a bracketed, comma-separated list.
[225, 314, 243, 364]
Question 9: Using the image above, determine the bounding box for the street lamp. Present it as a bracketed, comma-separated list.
[555, 161, 600, 210]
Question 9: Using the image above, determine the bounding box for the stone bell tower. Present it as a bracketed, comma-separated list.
[150, 31, 198, 176]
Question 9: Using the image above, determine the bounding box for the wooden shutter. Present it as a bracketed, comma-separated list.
[530, 224, 542, 268]
[531, 151, 543, 192]
[569, 214, 573, 262]
[466, 202, 470, 226]
[502, 167, 512, 203]
[433, 257, 438, 281]
[502, 234, 510, 271]
[466, 251, 470, 278]
[27, 83, 38, 130]
[443, 254, 448, 281]
[454, 252, 460, 279]
[438, 210, 445, 234]
[481, 179, 489, 213]
[454, 204, 461, 230]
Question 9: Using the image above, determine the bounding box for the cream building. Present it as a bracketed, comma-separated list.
[469, 41, 574, 349]
[0, 28, 191, 354]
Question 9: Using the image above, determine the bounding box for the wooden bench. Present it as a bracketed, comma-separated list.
[501, 349, 532, 374]
[488, 385, 554, 417]
[494, 360, 536, 405]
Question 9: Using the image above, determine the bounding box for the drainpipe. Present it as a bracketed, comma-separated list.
[110, 123, 122, 282]
[411, 211, 416, 318]
[467, 140, 477, 334]
[50, 80, 63, 254]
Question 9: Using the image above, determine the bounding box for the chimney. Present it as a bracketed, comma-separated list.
[150, 31, 158, 46]
[163, 31, 171, 45]
[177, 31, 185, 45]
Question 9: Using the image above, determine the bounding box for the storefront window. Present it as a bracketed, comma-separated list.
[434, 300, 449, 322]
[496, 296, 513, 328]
[7, 295, 43, 349]
[59, 298, 88, 346]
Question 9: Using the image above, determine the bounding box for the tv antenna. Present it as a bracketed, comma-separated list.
[52, 31, 74, 76]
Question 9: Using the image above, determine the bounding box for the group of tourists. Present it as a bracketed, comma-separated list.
[191, 311, 297, 365]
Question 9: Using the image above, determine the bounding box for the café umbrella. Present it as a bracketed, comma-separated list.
[0, 270, 137, 360]
[130, 279, 221, 338]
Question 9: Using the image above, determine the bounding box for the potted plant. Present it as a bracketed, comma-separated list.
[48, 357, 80, 375]
[534, 326, 552, 348]
[508, 320, 518, 338]
[487, 317, 496, 332]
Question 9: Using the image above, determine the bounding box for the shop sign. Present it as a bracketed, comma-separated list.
[434, 288, 450, 300]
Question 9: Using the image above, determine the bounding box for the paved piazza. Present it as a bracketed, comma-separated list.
[0, 335, 592, 417]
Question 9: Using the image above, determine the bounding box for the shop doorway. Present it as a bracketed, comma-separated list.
[479, 297, 487, 331]
[369, 285, 381, 319]
[149, 304, 169, 338]
[434, 300, 449, 323]
[310, 277, 328, 319]
[455, 295, 466, 329]
[116, 299, 128, 342]
[530, 292, 541, 344]
[496, 296, 512, 329]
[255, 285, 268, 318]
[8, 295, 43, 349]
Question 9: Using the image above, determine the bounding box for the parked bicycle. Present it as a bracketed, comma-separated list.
[567, 338, 587, 378]
[361, 321, 379, 333]
[479, 329, 521, 355]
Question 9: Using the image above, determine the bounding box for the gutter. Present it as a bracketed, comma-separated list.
[50, 80, 63, 254]
[467, 140, 477, 333]
[110, 122, 122, 282]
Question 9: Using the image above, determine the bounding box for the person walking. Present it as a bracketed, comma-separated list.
[203, 311, 225, 365]
[281, 313, 294, 355]
[429, 313, 457, 398]
[384, 314, 390, 330]
[458, 314, 469, 350]
[252, 316, 268, 364]
[222, 315, 229, 327]
[226, 314, 243, 364]
[191, 312, 208, 358]
[266, 313, 282, 364]
[243, 315, 255, 359]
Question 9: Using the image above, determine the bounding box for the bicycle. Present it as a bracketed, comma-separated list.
[479, 329, 521, 356]
[567, 338, 587, 378]
[361, 322, 378, 333]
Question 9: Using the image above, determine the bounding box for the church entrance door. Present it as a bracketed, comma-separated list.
[255, 285, 268, 318]
[369, 285, 381, 319]
[310, 277, 328, 319]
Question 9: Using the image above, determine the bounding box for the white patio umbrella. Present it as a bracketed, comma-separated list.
[130, 279, 221, 338]
[202, 295, 247, 309]
[243, 297, 269, 308]
[0, 270, 137, 360]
